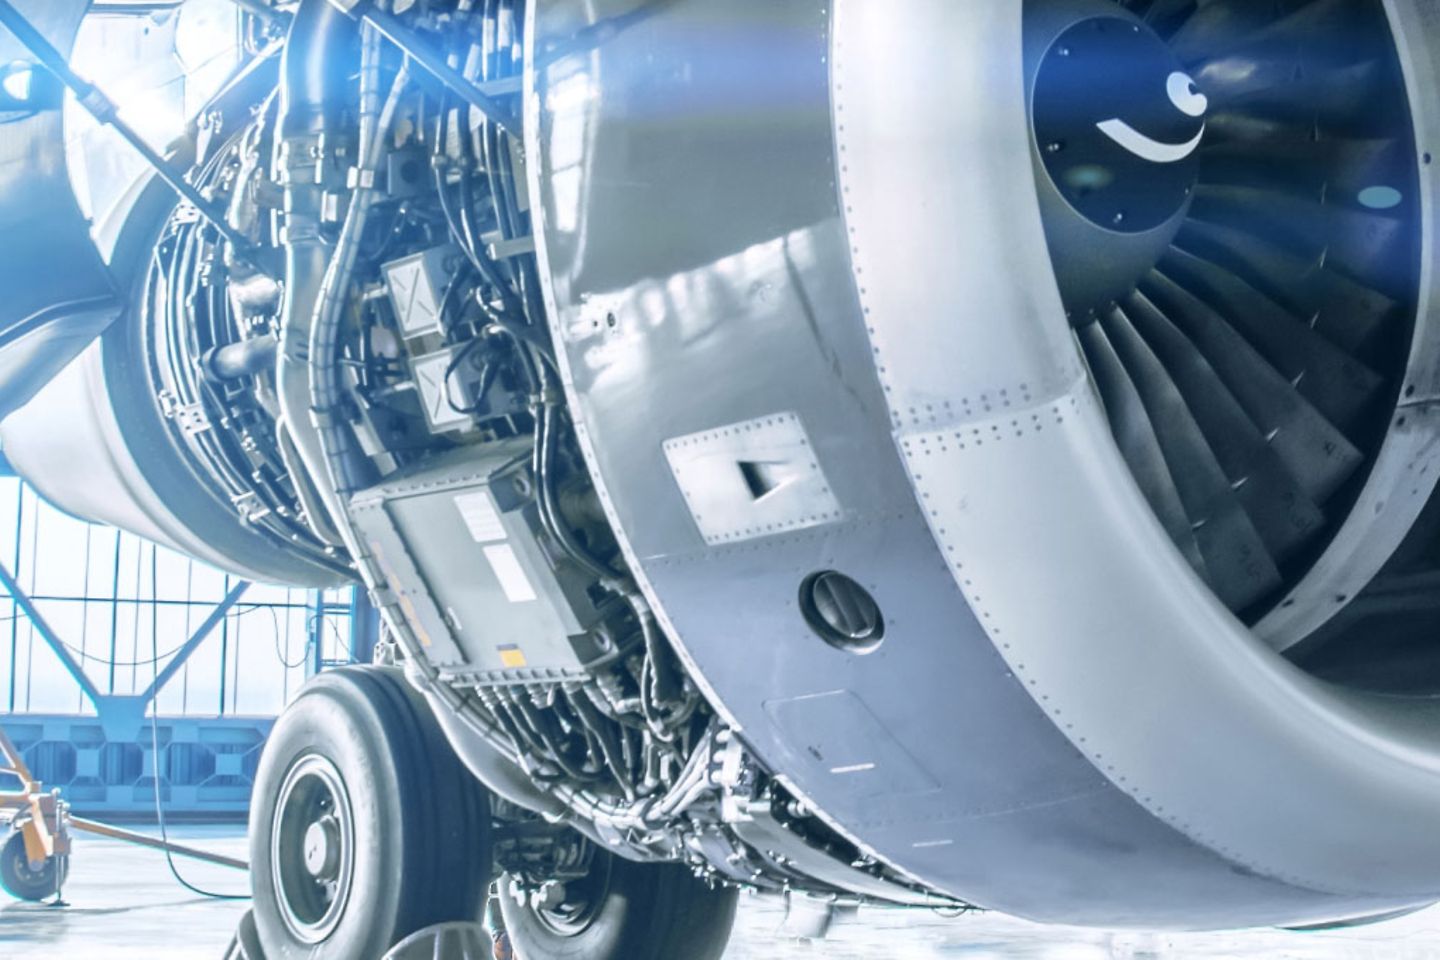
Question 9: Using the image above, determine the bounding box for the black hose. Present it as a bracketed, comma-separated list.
[146, 547, 249, 901]
[509, 692, 602, 784]
[431, 99, 522, 316]
[566, 687, 636, 801]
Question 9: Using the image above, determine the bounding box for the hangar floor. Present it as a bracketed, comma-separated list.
[0, 827, 1435, 959]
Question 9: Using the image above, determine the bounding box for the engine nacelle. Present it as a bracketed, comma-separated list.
[2, 0, 1440, 931]
[521, 0, 1440, 926]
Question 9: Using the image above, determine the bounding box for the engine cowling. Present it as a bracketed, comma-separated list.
[524, 0, 1440, 927]
[2, 0, 1439, 930]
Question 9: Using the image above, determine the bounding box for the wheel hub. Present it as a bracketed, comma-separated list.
[520, 851, 612, 939]
[302, 816, 341, 878]
[271, 754, 355, 945]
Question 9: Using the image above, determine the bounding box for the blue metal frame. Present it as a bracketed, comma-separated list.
[0, 478, 370, 820]
[310, 591, 372, 675]
[349, 590, 380, 665]
[0, 557, 250, 740]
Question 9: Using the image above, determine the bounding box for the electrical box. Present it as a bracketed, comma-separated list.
[350, 439, 620, 685]
[382, 245, 463, 339]
[410, 347, 481, 434]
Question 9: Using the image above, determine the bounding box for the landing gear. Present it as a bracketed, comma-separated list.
[498, 847, 739, 960]
[249, 667, 492, 959]
[0, 826, 64, 902]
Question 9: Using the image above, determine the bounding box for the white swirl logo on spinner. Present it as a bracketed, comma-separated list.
[1097, 71, 1209, 164]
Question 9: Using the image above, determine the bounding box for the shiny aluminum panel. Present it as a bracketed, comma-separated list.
[662, 412, 842, 546]
[524, 0, 1408, 926]
[836, 0, 1440, 911]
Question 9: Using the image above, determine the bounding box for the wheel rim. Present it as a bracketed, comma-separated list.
[528, 855, 613, 938]
[270, 753, 355, 944]
[14, 857, 46, 884]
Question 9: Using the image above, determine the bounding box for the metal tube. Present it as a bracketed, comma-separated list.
[202, 335, 279, 382]
[308, 34, 402, 499]
[275, 0, 357, 552]
[356, 6, 519, 136]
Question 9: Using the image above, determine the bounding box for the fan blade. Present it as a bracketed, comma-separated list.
[1168, 1, 1276, 64]
[1193, 56, 1390, 135]
[1100, 307, 1283, 610]
[1121, 293, 1327, 563]
[1157, 247, 1386, 435]
[1189, 183, 1411, 307]
[1139, 267, 1366, 504]
[1073, 0, 1422, 620]
[1198, 137, 1411, 210]
[1151, 0, 1201, 38]
[1080, 321, 1210, 578]
[1201, 111, 1311, 149]
[1221, 0, 1368, 58]
[1175, 220, 1403, 356]
[1128, 0, 1203, 41]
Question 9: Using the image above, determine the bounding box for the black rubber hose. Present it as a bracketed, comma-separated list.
[566, 687, 636, 801]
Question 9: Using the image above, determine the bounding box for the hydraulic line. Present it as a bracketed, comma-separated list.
[307, 29, 400, 502]
[274, 0, 359, 553]
[332, 2, 520, 136]
[283, 0, 719, 858]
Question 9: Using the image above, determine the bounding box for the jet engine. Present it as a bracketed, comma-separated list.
[1, 0, 1439, 949]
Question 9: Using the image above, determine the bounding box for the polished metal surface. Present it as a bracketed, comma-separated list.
[523, 0, 1432, 927]
[2, 0, 1439, 937]
[837, 0, 1440, 912]
[662, 412, 843, 546]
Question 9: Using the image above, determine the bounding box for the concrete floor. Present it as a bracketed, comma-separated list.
[2, 827, 1439, 959]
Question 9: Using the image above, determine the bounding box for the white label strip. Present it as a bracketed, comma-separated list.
[483, 543, 538, 603]
[830, 762, 877, 775]
[455, 491, 506, 543]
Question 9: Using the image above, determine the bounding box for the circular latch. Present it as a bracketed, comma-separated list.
[800, 571, 885, 654]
